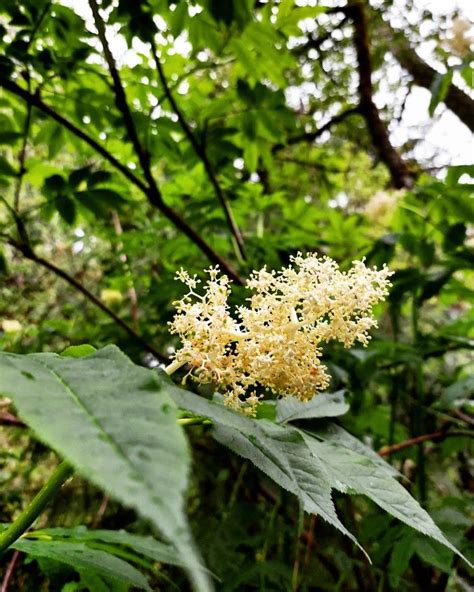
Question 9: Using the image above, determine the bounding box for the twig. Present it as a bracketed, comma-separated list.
[0, 411, 26, 428]
[301, 515, 317, 581]
[88, 0, 155, 192]
[7, 235, 167, 362]
[378, 428, 473, 456]
[273, 107, 361, 152]
[87, 0, 244, 282]
[0, 79, 243, 284]
[13, 87, 32, 212]
[27, 250, 168, 362]
[25, 1, 52, 52]
[111, 210, 139, 328]
[389, 25, 474, 132]
[91, 495, 109, 528]
[150, 39, 247, 261]
[0, 550, 21, 592]
[452, 409, 474, 427]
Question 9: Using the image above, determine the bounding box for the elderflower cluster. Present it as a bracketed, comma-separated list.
[365, 190, 404, 225]
[445, 18, 473, 58]
[168, 254, 392, 414]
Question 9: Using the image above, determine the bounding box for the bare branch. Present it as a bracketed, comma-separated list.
[88, 0, 155, 193]
[0, 78, 149, 192]
[8, 235, 167, 362]
[274, 107, 361, 152]
[13, 77, 32, 212]
[392, 35, 474, 132]
[89, 0, 245, 282]
[150, 39, 247, 261]
[378, 428, 473, 456]
[0, 550, 21, 592]
[0, 411, 26, 429]
[0, 79, 243, 283]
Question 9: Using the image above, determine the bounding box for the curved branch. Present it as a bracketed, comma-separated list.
[378, 428, 473, 456]
[0, 79, 243, 284]
[0, 78, 149, 193]
[150, 39, 247, 262]
[392, 36, 474, 132]
[88, 0, 155, 192]
[8, 238, 167, 362]
[274, 107, 361, 152]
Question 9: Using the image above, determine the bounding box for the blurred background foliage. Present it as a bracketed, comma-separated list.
[0, 0, 473, 589]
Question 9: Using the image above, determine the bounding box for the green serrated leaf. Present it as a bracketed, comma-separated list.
[12, 539, 151, 591]
[167, 383, 366, 556]
[276, 390, 349, 423]
[302, 434, 470, 564]
[0, 347, 212, 592]
[33, 526, 182, 566]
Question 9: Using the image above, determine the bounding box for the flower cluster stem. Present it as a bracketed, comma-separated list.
[164, 359, 186, 375]
[0, 461, 73, 554]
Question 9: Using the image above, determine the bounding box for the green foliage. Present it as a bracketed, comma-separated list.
[0, 0, 473, 589]
[0, 347, 210, 590]
[0, 346, 471, 589]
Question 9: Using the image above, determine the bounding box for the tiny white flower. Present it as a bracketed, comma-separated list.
[169, 254, 393, 414]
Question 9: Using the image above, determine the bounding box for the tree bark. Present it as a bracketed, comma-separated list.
[351, 1, 415, 189]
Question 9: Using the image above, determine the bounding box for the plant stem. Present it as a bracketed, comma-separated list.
[411, 294, 426, 502]
[164, 359, 186, 375]
[177, 417, 211, 427]
[0, 461, 73, 555]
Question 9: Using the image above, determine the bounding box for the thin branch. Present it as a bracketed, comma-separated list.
[150, 39, 247, 261]
[111, 210, 139, 328]
[0, 79, 149, 191]
[25, 1, 52, 52]
[92, 0, 245, 282]
[273, 107, 361, 153]
[452, 409, 474, 427]
[88, 0, 155, 192]
[91, 494, 110, 528]
[0, 411, 26, 428]
[13, 82, 32, 212]
[7, 228, 167, 362]
[388, 27, 474, 132]
[293, 13, 351, 56]
[350, 0, 415, 189]
[0, 79, 243, 283]
[28, 251, 168, 362]
[0, 550, 21, 592]
[378, 428, 473, 456]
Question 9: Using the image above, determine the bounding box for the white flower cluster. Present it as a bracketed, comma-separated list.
[168, 254, 392, 414]
[365, 190, 404, 224]
[445, 18, 473, 58]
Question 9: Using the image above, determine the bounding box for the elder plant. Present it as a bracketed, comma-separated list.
[168, 253, 392, 413]
[0, 256, 470, 592]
